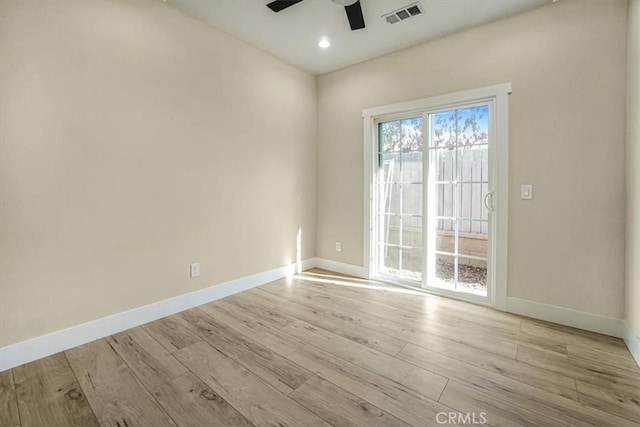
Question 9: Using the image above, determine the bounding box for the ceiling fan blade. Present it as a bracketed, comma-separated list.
[344, 0, 365, 30]
[266, 0, 304, 13]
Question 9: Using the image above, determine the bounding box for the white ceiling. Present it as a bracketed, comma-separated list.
[168, 0, 551, 75]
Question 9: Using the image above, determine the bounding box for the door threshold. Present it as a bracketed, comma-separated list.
[373, 275, 493, 308]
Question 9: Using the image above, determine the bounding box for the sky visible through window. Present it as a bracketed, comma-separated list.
[379, 105, 488, 152]
[432, 105, 488, 149]
[379, 117, 423, 152]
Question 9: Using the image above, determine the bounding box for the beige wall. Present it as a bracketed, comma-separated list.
[627, 0, 640, 338]
[317, 0, 627, 318]
[0, 0, 632, 347]
[0, 0, 316, 346]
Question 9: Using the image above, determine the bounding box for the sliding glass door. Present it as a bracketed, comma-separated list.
[374, 102, 494, 303]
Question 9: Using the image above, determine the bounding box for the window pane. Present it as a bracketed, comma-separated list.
[402, 183, 422, 216]
[458, 220, 487, 260]
[432, 148, 455, 182]
[402, 151, 422, 182]
[457, 105, 488, 147]
[401, 248, 422, 281]
[401, 117, 423, 152]
[458, 219, 471, 234]
[379, 153, 400, 184]
[458, 146, 488, 182]
[433, 254, 455, 290]
[456, 258, 487, 296]
[381, 215, 400, 246]
[437, 218, 455, 232]
[431, 110, 457, 149]
[458, 183, 484, 222]
[435, 184, 455, 218]
[381, 245, 399, 275]
[379, 121, 402, 153]
[402, 222, 422, 248]
[380, 183, 401, 214]
[436, 228, 455, 254]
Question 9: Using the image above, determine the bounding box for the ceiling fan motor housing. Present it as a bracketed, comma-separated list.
[331, 0, 359, 6]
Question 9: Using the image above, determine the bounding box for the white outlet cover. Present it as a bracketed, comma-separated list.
[521, 184, 533, 200]
[335, 242, 342, 252]
[190, 262, 200, 278]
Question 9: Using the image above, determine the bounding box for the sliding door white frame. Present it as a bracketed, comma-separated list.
[363, 83, 510, 310]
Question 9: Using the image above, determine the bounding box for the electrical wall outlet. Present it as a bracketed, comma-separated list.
[335, 241, 342, 252]
[190, 262, 200, 278]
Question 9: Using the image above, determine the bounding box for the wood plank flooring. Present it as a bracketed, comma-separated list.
[3, 269, 639, 427]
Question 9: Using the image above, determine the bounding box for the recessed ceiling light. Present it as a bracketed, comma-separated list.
[318, 38, 331, 48]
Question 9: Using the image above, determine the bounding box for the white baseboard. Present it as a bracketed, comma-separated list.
[4, 257, 636, 371]
[624, 324, 640, 368]
[308, 259, 632, 341]
[506, 297, 625, 338]
[0, 259, 314, 372]
[307, 262, 639, 362]
[312, 257, 367, 278]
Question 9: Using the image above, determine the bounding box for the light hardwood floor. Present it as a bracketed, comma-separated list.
[2, 269, 639, 426]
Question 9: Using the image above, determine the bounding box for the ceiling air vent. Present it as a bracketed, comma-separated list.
[383, 2, 424, 24]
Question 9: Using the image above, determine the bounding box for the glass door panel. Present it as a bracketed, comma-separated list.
[426, 105, 490, 297]
[377, 116, 423, 282]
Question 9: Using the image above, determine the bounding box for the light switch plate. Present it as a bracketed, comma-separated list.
[521, 184, 533, 200]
